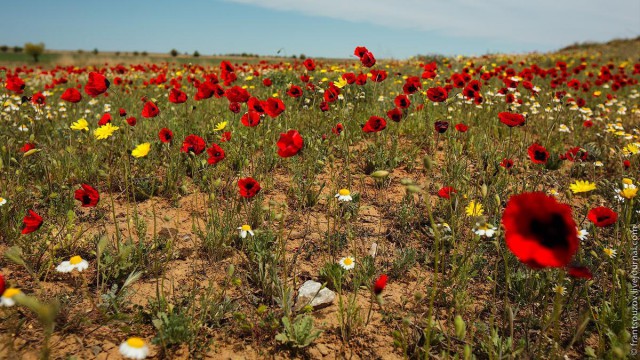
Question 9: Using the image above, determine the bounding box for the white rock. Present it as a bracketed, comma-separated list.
[294, 280, 336, 311]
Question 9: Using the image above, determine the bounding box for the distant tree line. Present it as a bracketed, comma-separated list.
[0, 45, 25, 53]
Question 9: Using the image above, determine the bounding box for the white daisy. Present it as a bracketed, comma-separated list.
[474, 223, 496, 238]
[0, 197, 7, 206]
[1, 288, 22, 307]
[338, 256, 355, 270]
[577, 229, 589, 241]
[335, 188, 353, 202]
[56, 255, 89, 273]
[553, 284, 566, 296]
[604, 248, 616, 259]
[119, 337, 149, 359]
[237, 224, 255, 239]
[558, 124, 571, 133]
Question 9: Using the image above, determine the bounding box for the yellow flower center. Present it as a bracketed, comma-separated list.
[241, 225, 251, 231]
[338, 189, 350, 196]
[3, 288, 21, 298]
[0, 197, 4, 202]
[70, 255, 83, 265]
[622, 178, 633, 185]
[126, 337, 145, 349]
[343, 257, 353, 266]
[620, 187, 638, 199]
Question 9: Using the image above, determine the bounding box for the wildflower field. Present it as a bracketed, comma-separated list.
[0, 40, 639, 359]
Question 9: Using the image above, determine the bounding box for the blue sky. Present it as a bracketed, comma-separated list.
[0, 0, 638, 59]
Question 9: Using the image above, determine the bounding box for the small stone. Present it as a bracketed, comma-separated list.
[317, 343, 330, 356]
[294, 280, 336, 311]
[368, 243, 378, 258]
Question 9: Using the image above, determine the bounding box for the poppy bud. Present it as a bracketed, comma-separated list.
[454, 315, 466, 339]
[371, 170, 389, 179]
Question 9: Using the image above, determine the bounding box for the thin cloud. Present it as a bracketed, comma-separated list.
[225, 0, 639, 48]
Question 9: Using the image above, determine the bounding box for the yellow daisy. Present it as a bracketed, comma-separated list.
[93, 123, 119, 140]
[569, 180, 596, 194]
[620, 187, 638, 199]
[70, 118, 89, 131]
[131, 143, 151, 158]
[465, 201, 484, 216]
[214, 121, 228, 131]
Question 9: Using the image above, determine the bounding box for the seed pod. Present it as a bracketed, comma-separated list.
[454, 315, 466, 339]
[371, 170, 389, 179]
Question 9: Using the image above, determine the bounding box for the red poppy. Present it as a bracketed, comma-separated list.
[229, 102, 241, 113]
[583, 120, 593, 128]
[332, 123, 344, 135]
[159, 128, 173, 143]
[0, 273, 4, 295]
[248, 97, 266, 114]
[238, 177, 261, 198]
[623, 160, 631, 169]
[74, 184, 100, 207]
[220, 131, 231, 142]
[169, 88, 188, 103]
[286, 85, 303, 98]
[426, 87, 446, 102]
[567, 265, 593, 280]
[303, 58, 316, 71]
[276, 130, 304, 158]
[394, 94, 410, 109]
[206, 143, 225, 165]
[560, 147, 588, 162]
[455, 123, 468, 132]
[264, 97, 285, 118]
[434, 121, 449, 133]
[324, 85, 340, 103]
[20, 142, 35, 153]
[61, 88, 82, 103]
[181, 134, 206, 155]
[502, 192, 579, 268]
[262, 78, 272, 87]
[84, 72, 110, 97]
[225, 86, 250, 103]
[22, 209, 43, 234]
[498, 112, 526, 127]
[98, 113, 112, 126]
[5, 75, 25, 94]
[118, 108, 127, 117]
[195, 82, 216, 101]
[500, 158, 514, 169]
[402, 77, 422, 94]
[342, 72, 356, 84]
[362, 116, 386, 133]
[241, 111, 261, 127]
[126, 117, 137, 126]
[370, 69, 387, 82]
[319, 101, 329, 112]
[359, 51, 376, 68]
[528, 143, 549, 164]
[438, 187, 457, 199]
[386, 108, 403, 122]
[142, 101, 159, 118]
[354, 46, 369, 58]
[373, 274, 388, 295]
[31, 92, 46, 106]
[587, 207, 618, 227]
